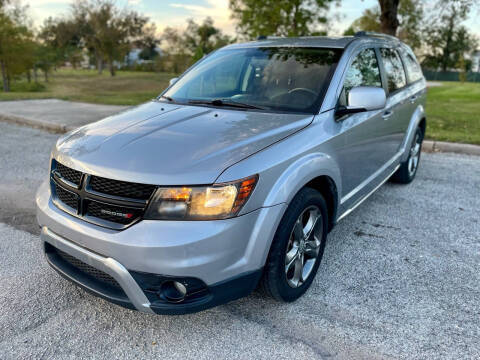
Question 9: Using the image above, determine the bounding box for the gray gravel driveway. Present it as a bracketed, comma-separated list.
[0, 122, 479, 359]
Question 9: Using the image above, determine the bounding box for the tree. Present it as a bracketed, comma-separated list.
[39, 17, 84, 69]
[0, 0, 34, 92]
[378, 0, 400, 35]
[229, 0, 336, 39]
[184, 17, 232, 61]
[137, 24, 160, 61]
[159, 18, 232, 73]
[72, 0, 150, 76]
[34, 42, 57, 82]
[346, 0, 424, 50]
[422, 0, 478, 71]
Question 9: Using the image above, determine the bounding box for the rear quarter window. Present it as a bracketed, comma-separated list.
[401, 50, 424, 83]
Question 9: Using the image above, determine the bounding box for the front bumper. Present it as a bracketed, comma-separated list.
[42, 227, 262, 314]
[36, 180, 286, 314]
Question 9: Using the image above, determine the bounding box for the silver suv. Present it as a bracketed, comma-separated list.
[36, 32, 426, 315]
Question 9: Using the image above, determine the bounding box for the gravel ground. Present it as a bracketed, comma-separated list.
[0, 122, 479, 359]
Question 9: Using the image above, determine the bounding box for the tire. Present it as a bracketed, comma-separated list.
[260, 187, 328, 302]
[391, 127, 424, 184]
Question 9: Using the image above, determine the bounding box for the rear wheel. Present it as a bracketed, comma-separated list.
[391, 127, 423, 184]
[261, 187, 328, 302]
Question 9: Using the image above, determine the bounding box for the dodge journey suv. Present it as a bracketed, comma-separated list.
[37, 32, 426, 315]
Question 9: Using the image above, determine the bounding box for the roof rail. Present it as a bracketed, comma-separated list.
[354, 31, 399, 41]
[256, 35, 284, 40]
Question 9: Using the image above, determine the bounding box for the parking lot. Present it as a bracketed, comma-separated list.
[1, 121, 479, 359]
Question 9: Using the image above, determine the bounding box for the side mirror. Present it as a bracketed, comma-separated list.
[336, 86, 386, 119]
[169, 77, 179, 86]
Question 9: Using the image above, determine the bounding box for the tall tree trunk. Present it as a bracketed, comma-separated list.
[26, 70, 31, 83]
[97, 57, 104, 74]
[379, 0, 400, 36]
[441, 7, 456, 72]
[108, 60, 116, 77]
[33, 66, 38, 83]
[1, 60, 9, 92]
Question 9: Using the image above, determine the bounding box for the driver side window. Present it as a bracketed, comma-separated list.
[339, 48, 382, 106]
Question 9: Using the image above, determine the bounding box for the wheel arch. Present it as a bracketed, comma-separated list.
[262, 152, 342, 232]
[304, 176, 338, 232]
[400, 105, 427, 162]
[418, 117, 426, 139]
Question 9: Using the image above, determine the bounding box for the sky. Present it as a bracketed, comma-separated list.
[27, 0, 480, 39]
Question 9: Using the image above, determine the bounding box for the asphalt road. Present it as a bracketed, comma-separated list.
[1, 122, 479, 359]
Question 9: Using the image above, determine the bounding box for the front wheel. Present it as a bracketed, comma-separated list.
[391, 127, 423, 184]
[260, 187, 328, 302]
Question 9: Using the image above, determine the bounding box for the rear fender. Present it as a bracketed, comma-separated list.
[400, 104, 426, 162]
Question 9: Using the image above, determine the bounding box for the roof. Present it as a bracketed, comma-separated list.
[224, 33, 402, 50]
[225, 36, 355, 49]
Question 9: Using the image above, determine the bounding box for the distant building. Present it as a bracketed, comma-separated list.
[124, 47, 162, 66]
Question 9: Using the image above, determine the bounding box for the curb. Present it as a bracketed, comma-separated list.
[0, 113, 76, 134]
[422, 140, 480, 156]
[1, 112, 479, 156]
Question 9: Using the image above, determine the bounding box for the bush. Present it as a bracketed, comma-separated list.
[122, 62, 156, 72]
[10, 81, 46, 92]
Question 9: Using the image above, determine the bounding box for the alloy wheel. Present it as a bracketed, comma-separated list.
[285, 206, 323, 288]
[408, 132, 422, 177]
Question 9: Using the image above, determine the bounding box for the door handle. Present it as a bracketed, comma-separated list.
[382, 110, 393, 120]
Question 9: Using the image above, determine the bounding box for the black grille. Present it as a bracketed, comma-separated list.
[90, 176, 156, 200]
[56, 247, 121, 289]
[56, 162, 82, 186]
[51, 160, 156, 229]
[86, 201, 142, 225]
[55, 185, 79, 211]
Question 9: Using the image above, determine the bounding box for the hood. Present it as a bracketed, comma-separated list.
[54, 101, 313, 185]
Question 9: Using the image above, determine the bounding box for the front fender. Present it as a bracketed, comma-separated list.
[262, 152, 341, 207]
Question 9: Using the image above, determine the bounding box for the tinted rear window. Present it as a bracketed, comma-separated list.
[380, 48, 407, 93]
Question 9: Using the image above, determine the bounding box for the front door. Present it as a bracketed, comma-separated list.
[335, 48, 391, 205]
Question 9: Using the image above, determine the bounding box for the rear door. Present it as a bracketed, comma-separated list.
[377, 47, 410, 156]
[399, 47, 427, 125]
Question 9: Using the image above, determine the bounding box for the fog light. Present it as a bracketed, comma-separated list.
[174, 281, 187, 296]
[159, 281, 187, 303]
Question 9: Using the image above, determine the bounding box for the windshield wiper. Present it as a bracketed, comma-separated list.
[188, 98, 265, 110]
[159, 95, 174, 102]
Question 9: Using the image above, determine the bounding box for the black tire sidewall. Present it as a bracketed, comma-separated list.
[405, 128, 423, 182]
[391, 127, 423, 184]
[263, 187, 329, 302]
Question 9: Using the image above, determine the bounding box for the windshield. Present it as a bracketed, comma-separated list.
[162, 47, 343, 114]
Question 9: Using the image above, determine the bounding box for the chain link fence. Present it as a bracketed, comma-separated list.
[422, 69, 480, 82]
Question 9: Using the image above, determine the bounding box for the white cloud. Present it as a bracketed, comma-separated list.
[166, 0, 235, 35]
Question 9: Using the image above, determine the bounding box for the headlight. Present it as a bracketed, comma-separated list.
[144, 175, 258, 220]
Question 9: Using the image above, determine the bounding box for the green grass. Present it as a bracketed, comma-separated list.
[1, 71, 479, 144]
[425, 82, 480, 145]
[0, 69, 175, 106]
